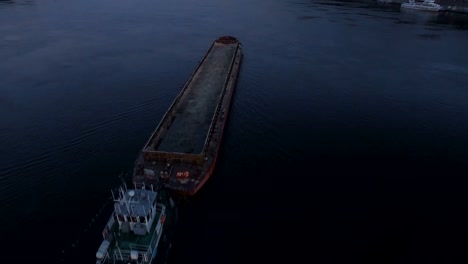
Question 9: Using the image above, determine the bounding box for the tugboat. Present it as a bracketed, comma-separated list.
[95, 182, 176, 264]
[401, 0, 443, 12]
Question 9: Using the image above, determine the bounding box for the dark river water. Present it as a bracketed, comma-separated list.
[1, 0, 468, 263]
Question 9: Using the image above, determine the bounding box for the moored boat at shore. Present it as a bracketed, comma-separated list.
[401, 0, 443, 11]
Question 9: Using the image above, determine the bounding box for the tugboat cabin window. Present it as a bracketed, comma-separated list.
[131, 216, 138, 222]
[117, 214, 124, 221]
[140, 216, 147, 223]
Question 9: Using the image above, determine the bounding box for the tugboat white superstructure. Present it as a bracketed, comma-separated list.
[95, 183, 175, 264]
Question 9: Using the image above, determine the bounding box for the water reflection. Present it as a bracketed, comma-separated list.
[0, 0, 35, 6]
[398, 6, 441, 23]
[0, 0, 13, 5]
[313, 0, 401, 11]
[400, 9, 468, 29]
[433, 11, 468, 29]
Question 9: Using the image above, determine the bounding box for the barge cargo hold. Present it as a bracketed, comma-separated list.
[132, 36, 243, 195]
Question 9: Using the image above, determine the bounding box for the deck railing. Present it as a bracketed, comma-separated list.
[142, 41, 217, 152]
[102, 213, 115, 239]
[142, 150, 204, 164]
[201, 43, 241, 156]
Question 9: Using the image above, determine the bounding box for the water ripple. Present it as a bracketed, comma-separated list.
[0, 91, 175, 204]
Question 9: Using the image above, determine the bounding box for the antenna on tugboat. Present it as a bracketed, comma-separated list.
[121, 188, 131, 215]
[119, 187, 124, 200]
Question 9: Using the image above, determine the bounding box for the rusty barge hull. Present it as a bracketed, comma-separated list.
[132, 36, 242, 195]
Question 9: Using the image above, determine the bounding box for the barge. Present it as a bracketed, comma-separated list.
[132, 36, 243, 195]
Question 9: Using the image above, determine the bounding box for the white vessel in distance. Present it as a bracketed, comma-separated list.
[401, 0, 443, 12]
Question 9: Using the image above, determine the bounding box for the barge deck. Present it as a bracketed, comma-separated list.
[132, 36, 243, 195]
